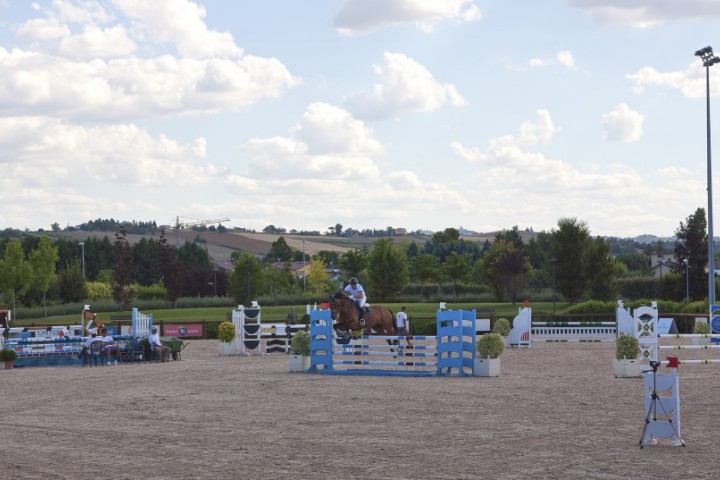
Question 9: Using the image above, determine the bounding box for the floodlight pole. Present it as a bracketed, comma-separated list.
[696, 46, 720, 307]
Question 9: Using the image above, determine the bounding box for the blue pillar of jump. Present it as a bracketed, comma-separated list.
[436, 308, 476, 376]
[307, 309, 333, 373]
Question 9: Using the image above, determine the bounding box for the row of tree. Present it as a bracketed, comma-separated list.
[0, 210, 713, 316]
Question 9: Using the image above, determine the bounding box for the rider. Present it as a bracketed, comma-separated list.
[343, 277, 367, 327]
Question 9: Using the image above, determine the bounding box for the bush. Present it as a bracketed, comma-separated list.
[693, 321, 711, 335]
[290, 330, 311, 356]
[217, 321, 235, 343]
[0, 348, 18, 362]
[492, 318, 511, 336]
[615, 335, 640, 360]
[476, 333, 504, 359]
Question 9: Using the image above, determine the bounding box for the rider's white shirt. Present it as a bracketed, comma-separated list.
[344, 283, 366, 307]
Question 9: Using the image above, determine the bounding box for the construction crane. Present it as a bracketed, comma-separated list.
[171, 216, 230, 245]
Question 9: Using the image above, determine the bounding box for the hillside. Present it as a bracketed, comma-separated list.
[47, 230, 432, 267]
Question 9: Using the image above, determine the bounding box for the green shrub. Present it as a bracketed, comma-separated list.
[290, 330, 311, 356]
[0, 348, 18, 362]
[492, 318, 511, 336]
[476, 333, 504, 359]
[615, 335, 640, 360]
[693, 321, 711, 335]
[217, 321, 235, 343]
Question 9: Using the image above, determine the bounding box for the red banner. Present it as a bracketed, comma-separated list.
[163, 324, 203, 337]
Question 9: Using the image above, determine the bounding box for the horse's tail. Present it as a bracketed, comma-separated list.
[388, 308, 397, 333]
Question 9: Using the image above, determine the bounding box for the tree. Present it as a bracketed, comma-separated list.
[28, 235, 59, 317]
[227, 253, 264, 305]
[265, 236, 293, 262]
[0, 238, 33, 318]
[307, 258, 331, 295]
[584, 237, 617, 301]
[157, 230, 183, 306]
[340, 248, 368, 279]
[442, 252, 473, 299]
[674, 207, 709, 301]
[481, 239, 531, 302]
[432, 228, 460, 244]
[112, 227, 136, 309]
[551, 217, 591, 303]
[133, 237, 158, 285]
[367, 238, 408, 301]
[57, 259, 86, 303]
[409, 253, 438, 299]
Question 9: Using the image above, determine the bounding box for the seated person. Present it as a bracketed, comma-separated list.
[81, 331, 103, 363]
[148, 326, 171, 362]
[99, 327, 120, 366]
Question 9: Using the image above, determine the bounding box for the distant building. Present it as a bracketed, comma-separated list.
[394, 228, 407, 236]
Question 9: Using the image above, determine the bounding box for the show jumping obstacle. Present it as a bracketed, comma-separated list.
[307, 308, 476, 377]
[2, 306, 153, 367]
[230, 303, 307, 355]
[630, 302, 720, 367]
[507, 306, 620, 346]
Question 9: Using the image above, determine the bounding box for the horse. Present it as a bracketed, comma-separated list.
[329, 292, 396, 336]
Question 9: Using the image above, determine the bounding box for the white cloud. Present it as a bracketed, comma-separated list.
[240, 102, 384, 181]
[16, 16, 71, 40]
[516, 50, 577, 71]
[0, 48, 299, 121]
[602, 103, 644, 142]
[556, 50, 576, 69]
[58, 24, 136, 58]
[333, 0, 482, 36]
[0, 116, 212, 187]
[114, 0, 243, 59]
[627, 63, 712, 99]
[451, 109, 640, 191]
[568, 0, 720, 28]
[345, 52, 466, 120]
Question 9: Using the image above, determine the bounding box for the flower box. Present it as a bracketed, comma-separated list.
[474, 358, 500, 377]
[613, 357, 642, 378]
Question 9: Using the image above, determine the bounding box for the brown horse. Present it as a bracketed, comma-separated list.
[330, 292, 396, 337]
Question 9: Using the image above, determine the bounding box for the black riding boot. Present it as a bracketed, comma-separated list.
[358, 307, 365, 327]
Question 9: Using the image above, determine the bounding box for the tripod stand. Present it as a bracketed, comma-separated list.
[639, 361, 685, 448]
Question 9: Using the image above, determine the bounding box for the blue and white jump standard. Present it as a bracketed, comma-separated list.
[307, 308, 476, 377]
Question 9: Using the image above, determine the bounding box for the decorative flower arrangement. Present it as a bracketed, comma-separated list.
[693, 321, 711, 335]
[0, 347, 18, 362]
[476, 333, 504, 359]
[217, 321, 236, 343]
[615, 334, 640, 360]
[492, 318, 511, 337]
[290, 330, 311, 356]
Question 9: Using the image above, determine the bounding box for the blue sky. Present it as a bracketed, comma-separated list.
[1, 0, 720, 237]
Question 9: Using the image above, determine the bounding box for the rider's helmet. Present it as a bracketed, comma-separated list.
[349, 277, 358, 286]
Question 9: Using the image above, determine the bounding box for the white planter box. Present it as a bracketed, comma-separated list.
[613, 358, 642, 378]
[218, 341, 235, 356]
[474, 358, 501, 377]
[289, 354, 310, 372]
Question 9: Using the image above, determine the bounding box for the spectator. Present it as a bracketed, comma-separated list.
[396, 306, 409, 335]
[149, 326, 170, 362]
[99, 327, 120, 366]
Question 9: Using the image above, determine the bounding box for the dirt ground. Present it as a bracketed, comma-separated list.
[1, 340, 719, 480]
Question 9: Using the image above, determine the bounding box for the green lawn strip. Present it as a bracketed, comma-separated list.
[15, 301, 562, 328]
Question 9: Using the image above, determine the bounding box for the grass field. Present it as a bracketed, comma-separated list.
[16, 301, 563, 328]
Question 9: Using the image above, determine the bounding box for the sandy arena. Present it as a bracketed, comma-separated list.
[1, 340, 719, 480]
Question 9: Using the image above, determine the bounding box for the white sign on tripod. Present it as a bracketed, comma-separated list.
[640, 368, 684, 448]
